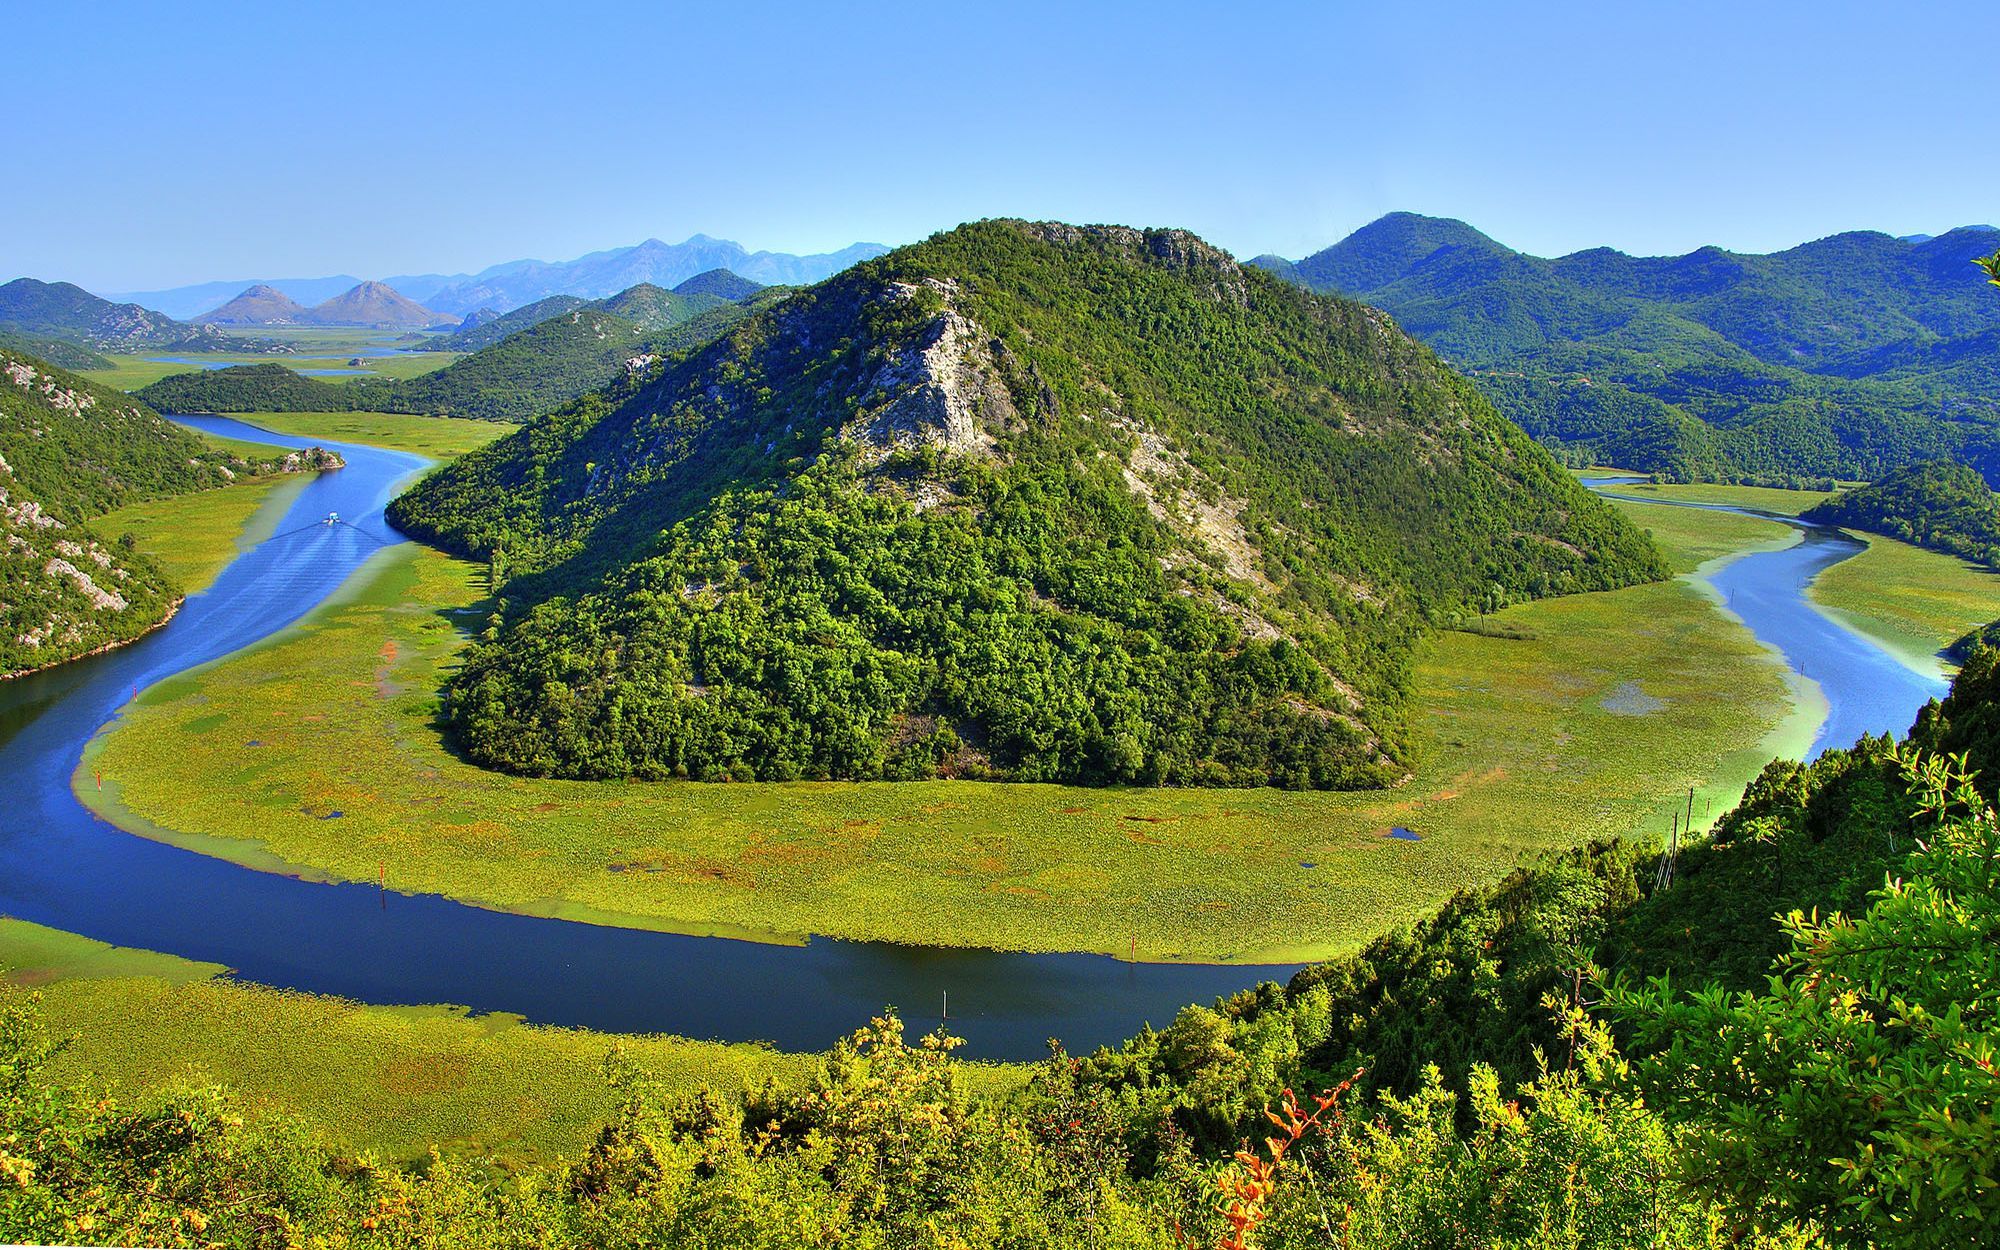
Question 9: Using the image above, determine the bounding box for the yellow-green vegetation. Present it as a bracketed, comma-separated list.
[222, 409, 508, 459]
[1611, 497, 1803, 573]
[0, 918, 806, 1166]
[94, 473, 307, 593]
[82, 502, 1802, 965]
[83, 349, 458, 393]
[1594, 477, 1837, 517]
[1809, 531, 2000, 676]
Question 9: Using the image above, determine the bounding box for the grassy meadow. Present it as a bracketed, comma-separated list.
[81, 499, 1807, 965]
[0, 919, 812, 1167]
[1809, 534, 2000, 676]
[221, 409, 509, 459]
[84, 343, 459, 392]
[95, 474, 308, 594]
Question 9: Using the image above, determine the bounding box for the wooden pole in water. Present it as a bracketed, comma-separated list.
[941, 989, 948, 1020]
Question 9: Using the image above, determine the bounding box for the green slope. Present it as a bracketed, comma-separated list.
[0, 348, 307, 673]
[1803, 459, 2000, 567]
[388, 219, 1666, 788]
[1265, 216, 2000, 485]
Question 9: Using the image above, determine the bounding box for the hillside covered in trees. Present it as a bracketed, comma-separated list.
[387, 220, 1666, 788]
[0, 278, 239, 353]
[1256, 214, 2000, 486]
[0, 348, 335, 674]
[138, 282, 777, 424]
[1803, 459, 2000, 568]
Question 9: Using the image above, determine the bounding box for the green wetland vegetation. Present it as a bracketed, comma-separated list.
[11, 650, 2000, 1245]
[83, 488, 1799, 964]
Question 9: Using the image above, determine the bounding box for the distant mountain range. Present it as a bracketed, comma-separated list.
[106, 234, 889, 320]
[139, 275, 779, 423]
[1255, 214, 2000, 484]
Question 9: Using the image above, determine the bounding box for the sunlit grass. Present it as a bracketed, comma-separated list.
[83, 504, 1805, 965]
[83, 350, 459, 393]
[221, 410, 508, 459]
[0, 918, 812, 1167]
[1809, 532, 2000, 677]
[94, 475, 308, 594]
[1593, 480, 1837, 517]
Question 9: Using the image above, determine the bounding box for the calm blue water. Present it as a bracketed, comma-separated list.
[0, 417, 1290, 1059]
[1584, 478, 1950, 755]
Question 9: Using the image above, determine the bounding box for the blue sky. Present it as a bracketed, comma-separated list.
[5, 0, 1994, 291]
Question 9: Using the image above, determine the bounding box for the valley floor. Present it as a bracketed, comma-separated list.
[81, 484, 1810, 966]
[14, 426, 1994, 1166]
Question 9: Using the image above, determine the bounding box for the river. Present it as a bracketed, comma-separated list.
[1582, 477, 1949, 756]
[0, 442, 1948, 1061]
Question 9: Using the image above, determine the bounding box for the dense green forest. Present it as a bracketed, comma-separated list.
[671, 267, 765, 301]
[1802, 459, 2000, 567]
[137, 284, 776, 424]
[9, 647, 1995, 1245]
[0, 347, 334, 674]
[388, 220, 1665, 788]
[421, 295, 589, 352]
[1258, 215, 2000, 486]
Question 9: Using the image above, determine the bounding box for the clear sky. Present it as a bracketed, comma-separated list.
[6, 0, 1994, 292]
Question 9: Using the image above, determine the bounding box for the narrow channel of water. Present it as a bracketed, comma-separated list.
[1584, 477, 1949, 756]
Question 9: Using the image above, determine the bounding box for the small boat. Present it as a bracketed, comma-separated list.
[324, 512, 340, 525]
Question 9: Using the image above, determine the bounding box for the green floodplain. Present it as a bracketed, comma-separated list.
[7, 417, 1998, 1165]
[80, 326, 461, 392]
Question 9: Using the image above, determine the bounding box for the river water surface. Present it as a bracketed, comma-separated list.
[0, 443, 1951, 1060]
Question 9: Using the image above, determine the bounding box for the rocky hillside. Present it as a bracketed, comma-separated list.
[0, 278, 231, 351]
[0, 347, 340, 675]
[194, 283, 310, 325]
[390, 219, 1666, 788]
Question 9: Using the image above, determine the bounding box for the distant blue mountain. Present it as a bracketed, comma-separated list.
[104, 275, 364, 320]
[106, 235, 891, 322]
[415, 235, 888, 315]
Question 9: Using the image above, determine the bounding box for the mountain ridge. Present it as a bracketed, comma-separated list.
[1259, 214, 2000, 484]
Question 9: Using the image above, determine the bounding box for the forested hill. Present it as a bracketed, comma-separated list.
[138, 284, 775, 424]
[1803, 459, 2000, 568]
[388, 219, 1666, 789]
[1258, 214, 2000, 485]
[0, 348, 333, 675]
[0, 278, 234, 352]
[421, 296, 589, 353]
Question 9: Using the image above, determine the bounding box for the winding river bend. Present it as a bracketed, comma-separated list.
[1583, 477, 1949, 756]
[0, 435, 1950, 1060]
